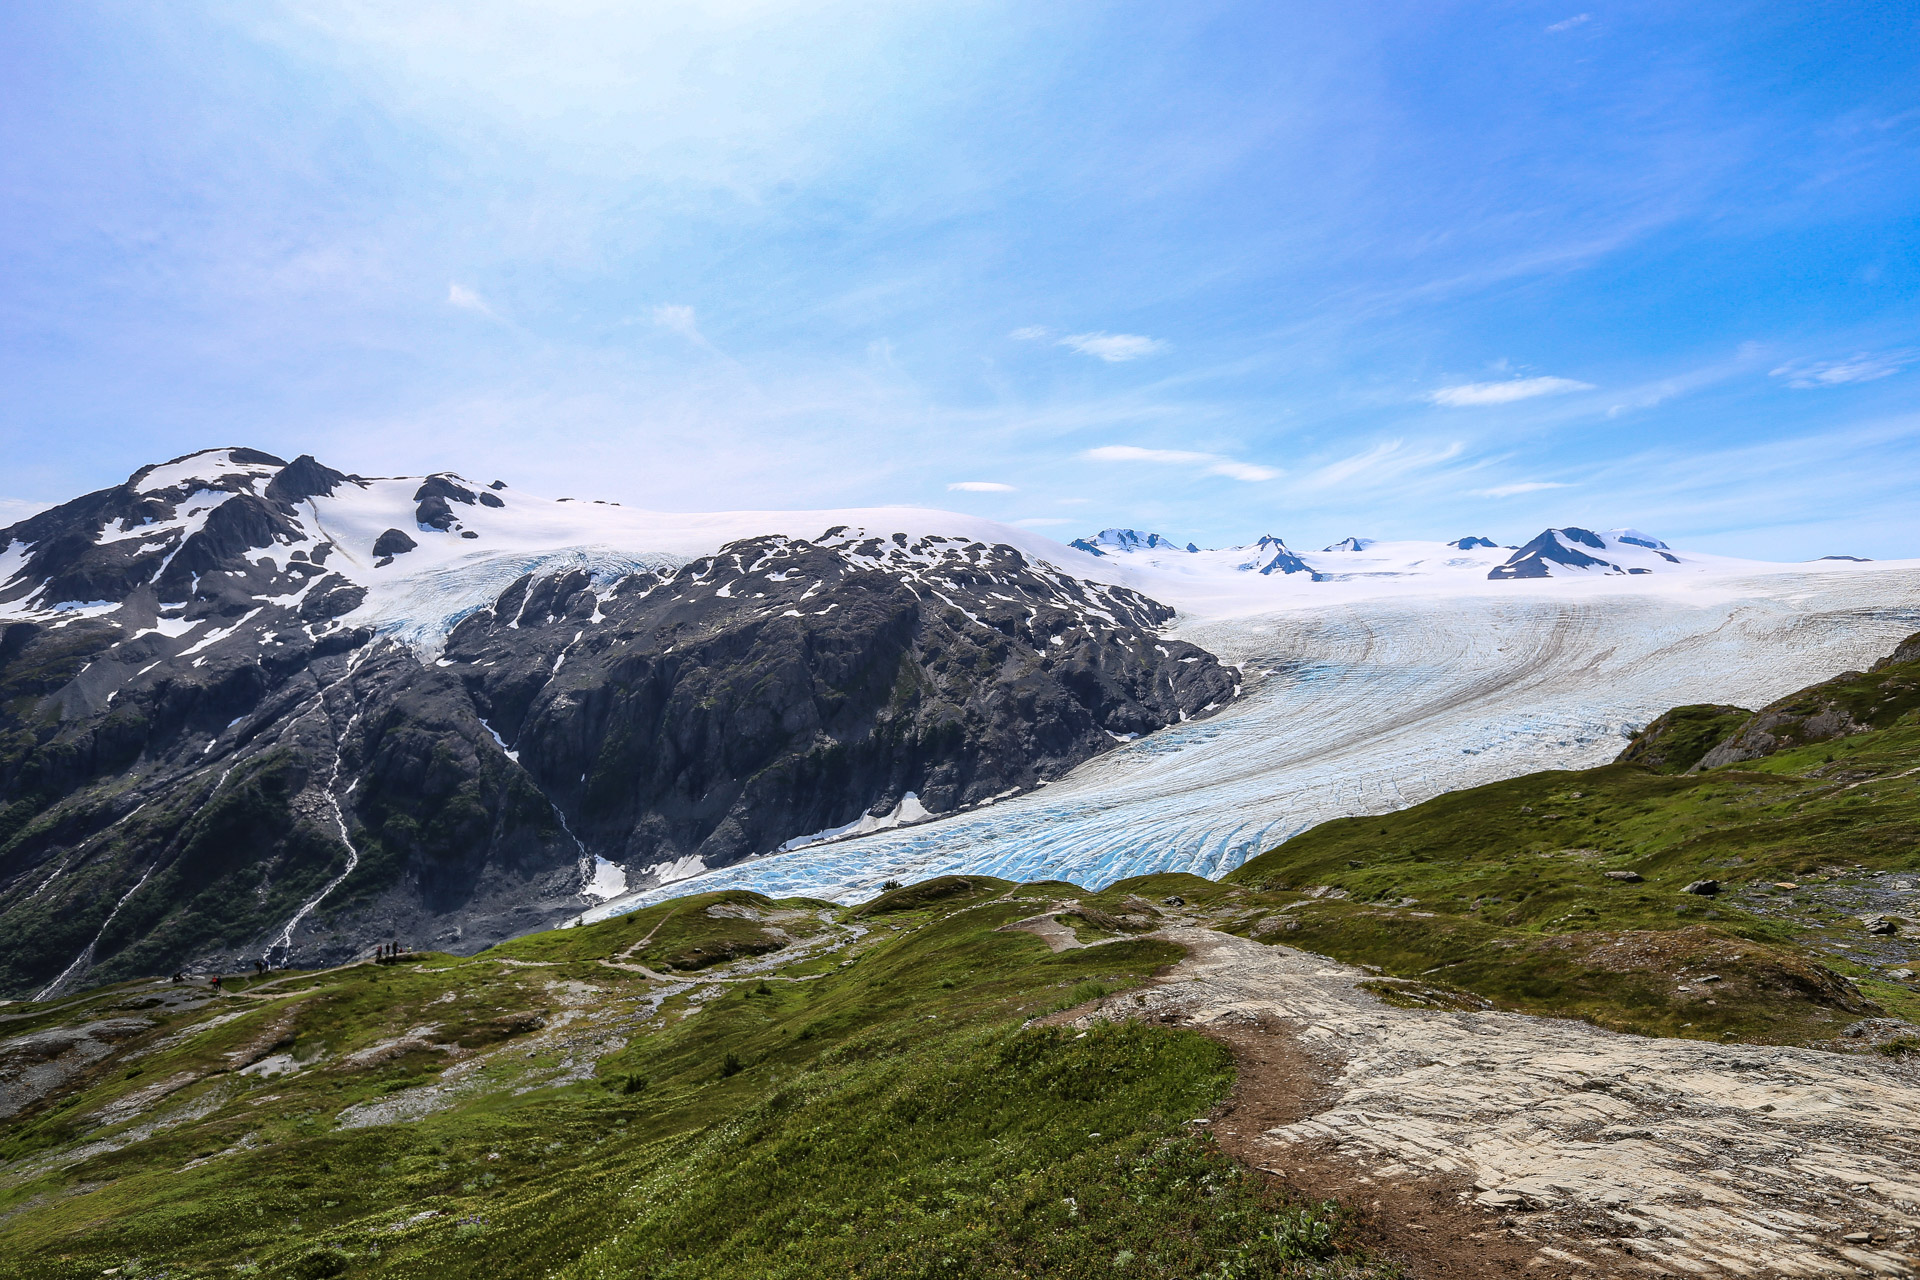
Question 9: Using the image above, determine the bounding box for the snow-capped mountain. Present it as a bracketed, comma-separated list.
[1069, 528, 1200, 555]
[1486, 526, 1681, 579]
[0, 449, 1235, 994]
[1046, 523, 1844, 610]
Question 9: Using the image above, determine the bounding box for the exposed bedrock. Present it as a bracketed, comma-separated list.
[443, 533, 1235, 877]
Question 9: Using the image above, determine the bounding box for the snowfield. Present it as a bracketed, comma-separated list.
[584, 563, 1920, 919]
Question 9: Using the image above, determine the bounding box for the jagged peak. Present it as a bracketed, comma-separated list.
[1070, 528, 1196, 555]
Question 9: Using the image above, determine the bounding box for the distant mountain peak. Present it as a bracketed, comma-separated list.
[1237, 534, 1313, 577]
[1069, 529, 1196, 556]
[1322, 536, 1373, 552]
[1488, 527, 1682, 580]
[1609, 528, 1670, 551]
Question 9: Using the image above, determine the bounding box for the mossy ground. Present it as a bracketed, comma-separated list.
[0, 883, 1387, 1280]
[1223, 713, 1920, 1043]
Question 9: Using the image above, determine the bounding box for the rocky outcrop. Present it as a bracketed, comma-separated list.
[1615, 705, 1752, 774]
[1692, 631, 1920, 770]
[1489, 527, 1616, 579]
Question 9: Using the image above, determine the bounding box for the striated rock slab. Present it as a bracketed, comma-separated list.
[1114, 929, 1920, 1277]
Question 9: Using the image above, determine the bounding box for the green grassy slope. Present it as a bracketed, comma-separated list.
[1223, 649, 1920, 1043]
[0, 884, 1384, 1280]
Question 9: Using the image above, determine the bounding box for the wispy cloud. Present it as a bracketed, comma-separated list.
[1600, 356, 1752, 417]
[1059, 332, 1167, 362]
[1428, 376, 1594, 407]
[1310, 439, 1464, 488]
[652, 303, 703, 339]
[0, 497, 52, 527]
[1011, 327, 1168, 362]
[447, 282, 501, 319]
[1769, 351, 1914, 388]
[1522, 412, 1920, 560]
[948, 480, 1015, 492]
[1546, 14, 1591, 32]
[1473, 480, 1571, 498]
[1083, 445, 1279, 482]
[1013, 517, 1073, 526]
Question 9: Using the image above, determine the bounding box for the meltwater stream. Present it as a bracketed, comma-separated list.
[582, 570, 1920, 919]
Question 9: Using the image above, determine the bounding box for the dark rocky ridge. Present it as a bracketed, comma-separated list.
[0, 450, 1239, 996]
[442, 531, 1235, 878]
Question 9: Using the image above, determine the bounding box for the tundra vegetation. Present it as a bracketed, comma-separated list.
[0, 879, 1385, 1279]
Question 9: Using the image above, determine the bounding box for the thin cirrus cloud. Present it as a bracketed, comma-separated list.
[1013, 517, 1073, 527]
[1309, 439, 1464, 489]
[1428, 376, 1595, 406]
[1012, 327, 1167, 362]
[651, 303, 702, 338]
[1083, 445, 1279, 482]
[947, 481, 1015, 492]
[1059, 332, 1166, 362]
[447, 282, 500, 319]
[1769, 351, 1913, 389]
[1473, 481, 1571, 498]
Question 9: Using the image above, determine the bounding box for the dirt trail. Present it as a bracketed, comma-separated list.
[1106, 928, 1920, 1278]
[597, 907, 861, 983]
[1000, 909, 1090, 952]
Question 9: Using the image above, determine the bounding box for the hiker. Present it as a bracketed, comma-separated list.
[210, 974, 222, 993]
[171, 971, 183, 985]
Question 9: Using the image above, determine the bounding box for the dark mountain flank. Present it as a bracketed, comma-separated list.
[0, 451, 1237, 995]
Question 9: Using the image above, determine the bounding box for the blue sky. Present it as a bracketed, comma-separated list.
[3, 2, 1918, 557]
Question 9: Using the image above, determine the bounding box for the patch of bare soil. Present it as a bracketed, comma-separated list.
[1198, 1014, 1565, 1279]
[1073, 928, 1920, 1278]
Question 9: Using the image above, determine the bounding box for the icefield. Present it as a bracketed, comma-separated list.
[584, 566, 1920, 919]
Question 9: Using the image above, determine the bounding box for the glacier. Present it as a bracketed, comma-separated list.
[581, 564, 1920, 920]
